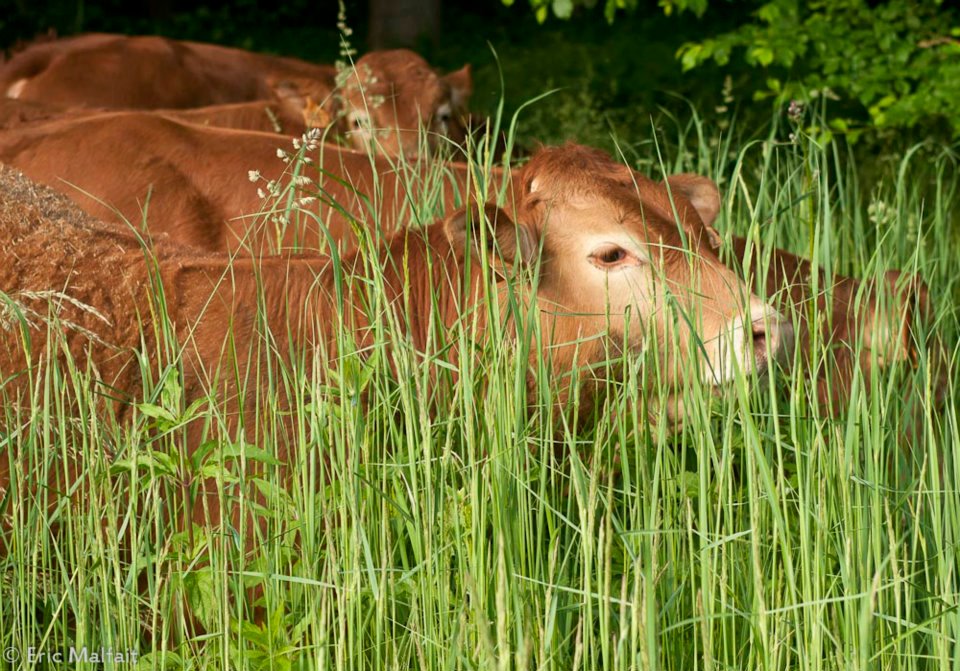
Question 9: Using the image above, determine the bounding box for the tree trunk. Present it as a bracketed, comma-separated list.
[369, 0, 441, 49]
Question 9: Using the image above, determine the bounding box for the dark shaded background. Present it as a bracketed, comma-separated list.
[0, 0, 755, 152]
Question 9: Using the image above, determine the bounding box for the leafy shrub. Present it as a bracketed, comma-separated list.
[510, 0, 960, 141]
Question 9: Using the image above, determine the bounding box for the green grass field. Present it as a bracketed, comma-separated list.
[0, 110, 957, 670]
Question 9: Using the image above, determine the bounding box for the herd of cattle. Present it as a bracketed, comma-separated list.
[0, 33, 946, 523]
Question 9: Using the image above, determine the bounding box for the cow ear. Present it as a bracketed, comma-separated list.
[270, 78, 306, 104]
[444, 202, 535, 276]
[666, 173, 723, 248]
[864, 270, 935, 365]
[443, 64, 473, 111]
[271, 77, 334, 129]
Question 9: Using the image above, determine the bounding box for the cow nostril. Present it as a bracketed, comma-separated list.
[750, 321, 770, 369]
[751, 316, 794, 370]
[751, 320, 768, 349]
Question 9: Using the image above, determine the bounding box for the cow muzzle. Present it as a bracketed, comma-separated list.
[702, 297, 794, 385]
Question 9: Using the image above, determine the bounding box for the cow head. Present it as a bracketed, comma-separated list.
[444, 145, 793, 421]
[338, 50, 472, 157]
[858, 270, 930, 369]
[801, 268, 951, 415]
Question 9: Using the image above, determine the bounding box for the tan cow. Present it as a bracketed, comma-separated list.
[0, 34, 473, 155]
[0, 108, 934, 415]
[0, 145, 790, 528]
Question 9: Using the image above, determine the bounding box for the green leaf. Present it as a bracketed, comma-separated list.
[553, 0, 574, 19]
[215, 442, 283, 467]
[604, 1, 616, 22]
[182, 568, 220, 632]
[110, 450, 178, 477]
[160, 372, 182, 409]
[750, 46, 775, 66]
[252, 477, 290, 508]
[137, 402, 176, 424]
[189, 439, 220, 471]
[243, 445, 283, 467]
[757, 2, 782, 24]
[199, 463, 242, 481]
[135, 652, 184, 671]
[678, 43, 702, 71]
[829, 118, 850, 132]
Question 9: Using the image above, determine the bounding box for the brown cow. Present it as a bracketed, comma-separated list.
[1, 35, 473, 155]
[658, 174, 945, 414]
[0, 146, 790, 530]
[0, 111, 429, 251]
[0, 109, 485, 252]
[338, 49, 472, 157]
[0, 33, 336, 110]
[0, 97, 309, 135]
[729, 236, 943, 413]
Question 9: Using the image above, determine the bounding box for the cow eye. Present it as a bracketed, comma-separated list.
[436, 103, 453, 126]
[600, 248, 625, 263]
[349, 113, 368, 130]
[590, 245, 639, 269]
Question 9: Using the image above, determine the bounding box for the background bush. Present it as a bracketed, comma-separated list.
[5, 2, 956, 162]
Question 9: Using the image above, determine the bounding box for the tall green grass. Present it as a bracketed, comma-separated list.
[0, 109, 956, 671]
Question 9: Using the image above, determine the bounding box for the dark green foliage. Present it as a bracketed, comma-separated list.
[507, 0, 960, 141]
[676, 1, 960, 139]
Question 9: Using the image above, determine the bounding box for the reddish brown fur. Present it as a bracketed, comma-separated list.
[0, 97, 307, 135]
[338, 49, 472, 156]
[0, 110, 464, 251]
[0, 97, 67, 127]
[651, 171, 942, 414]
[0, 177, 466, 536]
[0, 104, 928, 413]
[0, 33, 336, 110]
[0, 36, 475, 155]
[729, 236, 941, 412]
[160, 100, 309, 135]
[0, 146, 782, 529]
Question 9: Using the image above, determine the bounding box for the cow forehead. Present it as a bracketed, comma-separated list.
[554, 192, 690, 252]
[522, 157, 691, 245]
[345, 52, 446, 112]
[350, 51, 441, 91]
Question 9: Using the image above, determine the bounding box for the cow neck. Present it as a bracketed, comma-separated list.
[304, 221, 491, 362]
